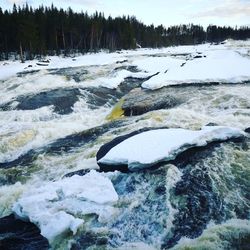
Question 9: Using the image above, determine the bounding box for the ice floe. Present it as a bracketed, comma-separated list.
[97, 126, 245, 170]
[13, 170, 118, 241]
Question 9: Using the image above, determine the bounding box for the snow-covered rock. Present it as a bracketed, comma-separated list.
[141, 49, 250, 89]
[97, 126, 245, 171]
[95, 69, 149, 89]
[13, 170, 118, 242]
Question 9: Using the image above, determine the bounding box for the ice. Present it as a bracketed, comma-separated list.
[98, 126, 245, 170]
[89, 69, 150, 89]
[13, 170, 118, 241]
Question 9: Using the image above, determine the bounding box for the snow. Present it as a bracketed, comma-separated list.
[92, 69, 150, 89]
[13, 170, 118, 242]
[0, 52, 126, 81]
[1, 40, 250, 89]
[132, 56, 185, 74]
[141, 47, 250, 89]
[98, 126, 245, 170]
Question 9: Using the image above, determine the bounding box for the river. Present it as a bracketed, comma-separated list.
[0, 41, 249, 249]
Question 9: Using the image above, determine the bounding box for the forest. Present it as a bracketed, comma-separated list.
[0, 4, 250, 60]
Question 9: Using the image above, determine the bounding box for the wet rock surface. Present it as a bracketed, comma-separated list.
[0, 88, 82, 114]
[48, 66, 88, 82]
[245, 127, 250, 133]
[16, 88, 81, 114]
[0, 214, 49, 250]
[122, 87, 182, 116]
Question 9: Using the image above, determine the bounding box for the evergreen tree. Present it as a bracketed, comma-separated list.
[0, 4, 249, 61]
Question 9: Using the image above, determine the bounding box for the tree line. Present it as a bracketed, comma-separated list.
[0, 4, 250, 61]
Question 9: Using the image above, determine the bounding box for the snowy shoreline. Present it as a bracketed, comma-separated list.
[1, 39, 250, 89]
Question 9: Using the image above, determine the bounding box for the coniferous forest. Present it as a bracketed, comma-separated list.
[0, 4, 250, 60]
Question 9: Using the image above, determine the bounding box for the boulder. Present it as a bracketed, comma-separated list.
[96, 126, 245, 172]
[121, 87, 182, 116]
[245, 127, 250, 133]
[0, 214, 49, 250]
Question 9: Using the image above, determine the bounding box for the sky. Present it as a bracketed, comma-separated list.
[1, 0, 250, 28]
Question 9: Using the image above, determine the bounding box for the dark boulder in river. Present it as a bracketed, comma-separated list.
[121, 87, 182, 116]
[0, 214, 49, 250]
[245, 127, 250, 133]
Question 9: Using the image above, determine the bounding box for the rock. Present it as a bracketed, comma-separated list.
[116, 59, 128, 64]
[36, 62, 49, 66]
[24, 65, 33, 69]
[16, 88, 81, 114]
[205, 122, 219, 127]
[121, 87, 182, 116]
[64, 168, 100, 178]
[193, 55, 203, 59]
[0, 214, 49, 250]
[245, 127, 250, 133]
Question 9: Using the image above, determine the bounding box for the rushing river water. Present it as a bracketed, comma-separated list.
[0, 47, 250, 250]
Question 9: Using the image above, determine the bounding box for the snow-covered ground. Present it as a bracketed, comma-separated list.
[1, 39, 250, 88]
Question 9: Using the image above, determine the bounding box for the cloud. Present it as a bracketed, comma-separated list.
[7, 0, 25, 4]
[193, 0, 250, 18]
[60, 0, 103, 8]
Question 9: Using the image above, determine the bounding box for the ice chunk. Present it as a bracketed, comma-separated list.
[13, 170, 118, 242]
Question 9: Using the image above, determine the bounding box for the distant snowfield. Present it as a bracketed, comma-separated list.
[1, 39, 250, 89]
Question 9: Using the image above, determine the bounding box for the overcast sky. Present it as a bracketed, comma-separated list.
[1, 0, 250, 27]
